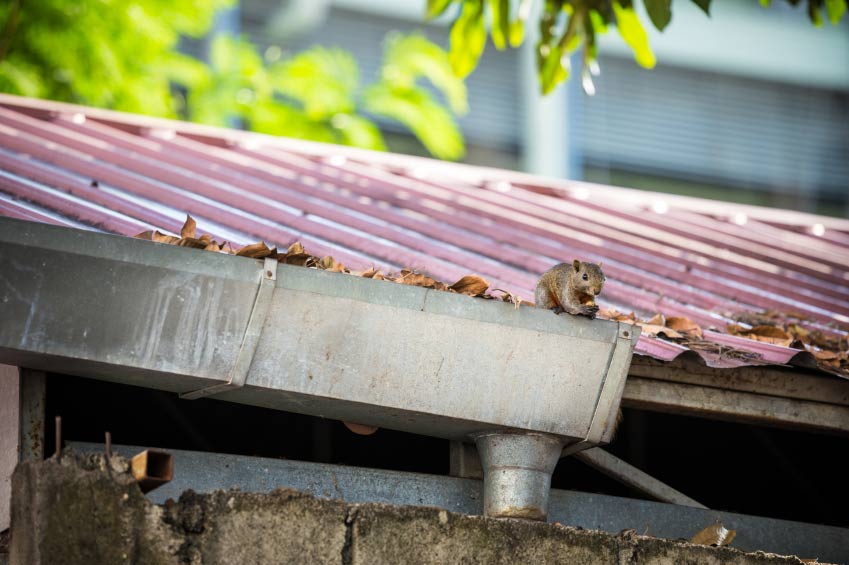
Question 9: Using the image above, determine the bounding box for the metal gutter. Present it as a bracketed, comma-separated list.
[0, 217, 639, 519]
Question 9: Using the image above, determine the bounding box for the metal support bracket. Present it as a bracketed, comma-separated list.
[574, 447, 707, 508]
[180, 258, 277, 400]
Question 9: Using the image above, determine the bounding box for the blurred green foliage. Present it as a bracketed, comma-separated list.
[427, 0, 848, 95]
[0, 0, 229, 115]
[0, 0, 468, 160]
[189, 33, 468, 160]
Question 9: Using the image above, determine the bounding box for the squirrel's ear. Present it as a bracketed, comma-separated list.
[598, 261, 603, 268]
[572, 259, 582, 272]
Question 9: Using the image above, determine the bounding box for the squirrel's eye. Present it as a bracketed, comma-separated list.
[582, 273, 588, 281]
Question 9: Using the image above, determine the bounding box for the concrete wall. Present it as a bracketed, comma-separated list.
[0, 365, 19, 532]
[7, 454, 829, 565]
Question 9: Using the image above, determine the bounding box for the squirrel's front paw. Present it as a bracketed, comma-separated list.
[579, 304, 599, 319]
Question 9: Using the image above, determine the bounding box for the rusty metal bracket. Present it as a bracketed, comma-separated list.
[180, 257, 277, 400]
[131, 449, 174, 493]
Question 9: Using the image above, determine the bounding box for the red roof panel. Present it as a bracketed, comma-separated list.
[1, 94, 847, 377]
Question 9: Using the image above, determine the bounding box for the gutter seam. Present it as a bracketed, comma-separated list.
[180, 257, 277, 400]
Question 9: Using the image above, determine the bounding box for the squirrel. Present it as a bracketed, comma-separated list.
[535, 260, 605, 319]
[537, 260, 621, 434]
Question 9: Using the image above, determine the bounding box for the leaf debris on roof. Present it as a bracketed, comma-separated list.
[135, 214, 849, 379]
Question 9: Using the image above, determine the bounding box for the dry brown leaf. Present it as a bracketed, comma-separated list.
[691, 522, 736, 547]
[283, 252, 313, 266]
[397, 269, 448, 291]
[199, 234, 212, 244]
[666, 316, 703, 338]
[181, 215, 197, 239]
[449, 275, 490, 297]
[318, 255, 346, 272]
[203, 242, 221, 252]
[176, 237, 208, 249]
[490, 288, 523, 309]
[748, 325, 792, 339]
[134, 230, 154, 240]
[152, 231, 180, 245]
[637, 323, 683, 339]
[725, 324, 747, 336]
[360, 267, 387, 280]
[280, 241, 313, 266]
[343, 422, 379, 436]
[596, 309, 637, 323]
[812, 350, 840, 361]
[727, 324, 794, 347]
[745, 325, 793, 347]
[646, 313, 665, 326]
[748, 335, 794, 347]
[236, 242, 273, 258]
[807, 330, 847, 352]
[220, 242, 235, 254]
[596, 308, 617, 320]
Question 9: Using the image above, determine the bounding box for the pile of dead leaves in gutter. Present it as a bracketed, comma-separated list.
[597, 309, 761, 363]
[134, 215, 523, 307]
[136, 215, 848, 378]
[597, 307, 849, 378]
[730, 310, 849, 377]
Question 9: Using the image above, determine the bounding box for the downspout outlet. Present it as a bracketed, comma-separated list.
[474, 431, 565, 521]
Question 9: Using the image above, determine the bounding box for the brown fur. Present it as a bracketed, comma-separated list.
[534, 260, 605, 318]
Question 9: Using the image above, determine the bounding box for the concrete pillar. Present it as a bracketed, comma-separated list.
[0, 365, 20, 532]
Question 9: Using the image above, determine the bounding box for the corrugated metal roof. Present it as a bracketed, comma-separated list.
[1, 93, 847, 377]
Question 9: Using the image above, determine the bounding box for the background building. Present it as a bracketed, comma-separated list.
[231, 0, 849, 216]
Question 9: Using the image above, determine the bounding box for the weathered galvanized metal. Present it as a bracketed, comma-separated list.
[475, 432, 565, 520]
[0, 218, 639, 517]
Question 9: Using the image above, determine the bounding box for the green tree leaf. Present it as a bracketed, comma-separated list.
[538, 44, 569, 95]
[248, 100, 337, 143]
[691, 0, 712, 15]
[613, 1, 657, 69]
[644, 0, 672, 30]
[808, 1, 823, 26]
[508, 0, 530, 46]
[488, 0, 511, 50]
[381, 32, 468, 114]
[269, 47, 358, 119]
[0, 61, 43, 98]
[426, 0, 455, 19]
[0, 2, 466, 160]
[162, 52, 211, 90]
[449, 0, 487, 78]
[363, 83, 465, 160]
[825, 0, 847, 23]
[331, 113, 387, 151]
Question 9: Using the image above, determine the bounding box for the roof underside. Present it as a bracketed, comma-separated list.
[1, 94, 847, 377]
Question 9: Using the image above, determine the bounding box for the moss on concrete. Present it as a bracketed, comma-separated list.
[9, 454, 828, 565]
[11, 454, 179, 565]
[163, 488, 347, 564]
[352, 504, 617, 564]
